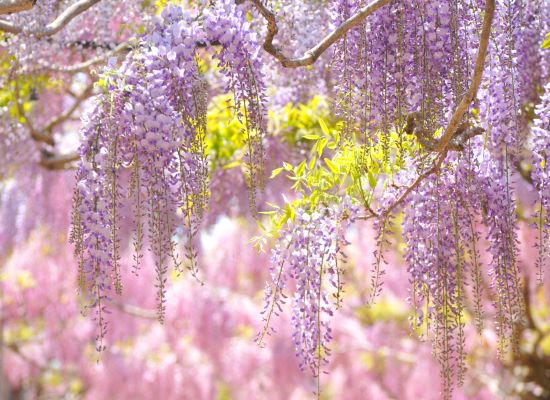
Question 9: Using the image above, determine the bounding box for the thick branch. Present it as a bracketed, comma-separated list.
[405, 113, 485, 152]
[39, 151, 79, 170]
[0, 0, 100, 37]
[248, 0, 391, 68]
[0, 0, 33, 15]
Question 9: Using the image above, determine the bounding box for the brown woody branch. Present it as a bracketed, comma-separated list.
[13, 73, 55, 146]
[405, 112, 485, 152]
[434, 0, 495, 153]
[15, 78, 91, 171]
[0, 0, 34, 15]
[0, 0, 101, 37]
[39, 150, 79, 170]
[248, 0, 391, 68]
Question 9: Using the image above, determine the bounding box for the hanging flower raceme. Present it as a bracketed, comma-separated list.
[60, 0, 550, 396]
[71, 3, 268, 346]
[516, 0, 548, 106]
[204, 0, 267, 211]
[257, 199, 357, 383]
[532, 83, 550, 285]
[401, 144, 524, 396]
[326, 0, 485, 165]
[402, 172, 467, 398]
[477, 150, 524, 354]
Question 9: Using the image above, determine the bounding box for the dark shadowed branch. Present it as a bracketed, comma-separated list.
[39, 150, 79, 170]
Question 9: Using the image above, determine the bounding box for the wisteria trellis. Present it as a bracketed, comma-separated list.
[9, 0, 545, 397]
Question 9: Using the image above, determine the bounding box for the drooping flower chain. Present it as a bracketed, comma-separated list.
[71, 2, 267, 347]
[257, 200, 357, 380]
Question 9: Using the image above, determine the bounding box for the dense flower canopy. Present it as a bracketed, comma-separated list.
[1, 0, 549, 399]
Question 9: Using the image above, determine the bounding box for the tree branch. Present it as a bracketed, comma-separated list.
[405, 112, 485, 152]
[0, 0, 100, 37]
[0, 0, 34, 15]
[39, 150, 79, 170]
[248, 0, 391, 68]
[13, 73, 56, 146]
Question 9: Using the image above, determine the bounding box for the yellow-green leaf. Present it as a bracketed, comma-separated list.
[318, 137, 328, 157]
[270, 167, 284, 178]
[324, 158, 339, 174]
[319, 118, 330, 136]
[223, 160, 241, 170]
[368, 170, 377, 188]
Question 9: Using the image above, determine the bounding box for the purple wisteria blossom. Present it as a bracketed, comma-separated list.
[258, 199, 357, 383]
[72, 3, 268, 346]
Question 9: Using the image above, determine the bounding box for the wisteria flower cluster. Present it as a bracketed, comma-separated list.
[71, 2, 267, 348]
[532, 83, 550, 284]
[56, 0, 550, 397]
[315, 0, 548, 393]
[257, 199, 358, 386]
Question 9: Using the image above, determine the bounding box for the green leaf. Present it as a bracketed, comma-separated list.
[368, 170, 377, 188]
[295, 160, 306, 176]
[270, 167, 284, 178]
[318, 138, 328, 157]
[309, 156, 317, 170]
[319, 118, 330, 136]
[283, 161, 293, 171]
[303, 134, 320, 140]
[259, 210, 278, 215]
[324, 158, 339, 174]
[223, 160, 241, 170]
[543, 32, 550, 49]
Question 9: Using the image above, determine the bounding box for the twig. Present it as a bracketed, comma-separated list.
[42, 84, 93, 132]
[36, 42, 131, 73]
[383, 158, 443, 217]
